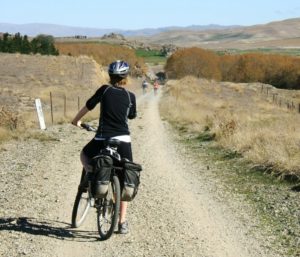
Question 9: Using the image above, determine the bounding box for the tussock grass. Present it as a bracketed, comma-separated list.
[0, 127, 12, 143]
[160, 76, 300, 177]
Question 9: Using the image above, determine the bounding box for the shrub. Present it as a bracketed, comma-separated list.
[165, 47, 300, 89]
[55, 43, 147, 77]
[165, 47, 221, 80]
[0, 107, 24, 130]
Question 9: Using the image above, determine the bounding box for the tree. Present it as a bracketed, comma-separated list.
[1, 33, 11, 52]
[31, 34, 59, 55]
[21, 35, 31, 54]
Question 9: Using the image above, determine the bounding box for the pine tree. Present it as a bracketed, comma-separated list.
[21, 35, 31, 54]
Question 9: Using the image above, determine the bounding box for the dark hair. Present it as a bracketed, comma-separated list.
[109, 74, 128, 86]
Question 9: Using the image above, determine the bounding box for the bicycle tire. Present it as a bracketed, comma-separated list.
[97, 175, 120, 240]
[71, 189, 91, 228]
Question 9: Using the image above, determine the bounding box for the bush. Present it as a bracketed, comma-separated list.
[55, 43, 146, 77]
[165, 47, 221, 80]
[0, 107, 23, 130]
[165, 47, 300, 89]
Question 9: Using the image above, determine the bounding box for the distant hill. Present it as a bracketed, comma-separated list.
[133, 18, 300, 49]
[1, 18, 299, 49]
[0, 22, 239, 37]
[0, 23, 117, 37]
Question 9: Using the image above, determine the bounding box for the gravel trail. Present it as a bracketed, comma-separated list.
[0, 91, 278, 257]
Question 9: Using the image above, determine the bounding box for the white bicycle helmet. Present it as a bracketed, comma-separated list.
[108, 60, 130, 78]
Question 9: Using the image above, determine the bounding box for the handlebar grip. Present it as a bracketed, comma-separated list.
[81, 123, 97, 132]
[80, 123, 89, 129]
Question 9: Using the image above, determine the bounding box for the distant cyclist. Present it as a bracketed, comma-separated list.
[153, 79, 159, 96]
[71, 60, 137, 234]
[142, 79, 148, 94]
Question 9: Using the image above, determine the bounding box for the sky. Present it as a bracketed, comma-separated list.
[2, 0, 300, 30]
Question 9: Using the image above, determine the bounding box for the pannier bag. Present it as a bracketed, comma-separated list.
[93, 155, 113, 198]
[122, 161, 142, 201]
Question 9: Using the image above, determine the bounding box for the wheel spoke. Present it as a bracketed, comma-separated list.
[97, 175, 120, 240]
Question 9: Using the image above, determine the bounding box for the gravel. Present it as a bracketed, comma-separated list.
[0, 92, 290, 257]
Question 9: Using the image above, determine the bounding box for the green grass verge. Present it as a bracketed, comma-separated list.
[216, 48, 300, 57]
[135, 49, 167, 64]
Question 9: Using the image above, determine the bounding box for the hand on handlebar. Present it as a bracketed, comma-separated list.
[71, 120, 82, 127]
[80, 123, 97, 132]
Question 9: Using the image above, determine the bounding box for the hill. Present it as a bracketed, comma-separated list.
[1, 18, 300, 50]
[0, 22, 238, 37]
[133, 18, 300, 49]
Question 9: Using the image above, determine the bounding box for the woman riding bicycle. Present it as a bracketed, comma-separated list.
[71, 60, 137, 234]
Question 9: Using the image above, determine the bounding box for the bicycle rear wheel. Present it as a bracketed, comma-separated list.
[71, 189, 91, 228]
[97, 175, 120, 240]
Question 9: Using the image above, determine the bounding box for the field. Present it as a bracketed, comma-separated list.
[0, 53, 108, 142]
[0, 52, 145, 144]
[160, 76, 300, 178]
[135, 49, 166, 64]
[216, 48, 300, 56]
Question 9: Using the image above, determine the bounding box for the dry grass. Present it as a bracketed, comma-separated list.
[0, 127, 12, 143]
[0, 53, 143, 144]
[0, 53, 109, 132]
[160, 76, 300, 177]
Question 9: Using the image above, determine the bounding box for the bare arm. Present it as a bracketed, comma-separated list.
[71, 106, 89, 127]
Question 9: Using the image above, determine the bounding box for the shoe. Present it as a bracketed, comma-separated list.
[118, 221, 129, 234]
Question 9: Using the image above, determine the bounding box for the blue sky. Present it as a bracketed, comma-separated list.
[2, 0, 300, 29]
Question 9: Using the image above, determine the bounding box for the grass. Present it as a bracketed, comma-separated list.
[177, 129, 300, 257]
[207, 33, 253, 41]
[135, 49, 166, 64]
[160, 76, 300, 178]
[206, 144, 300, 257]
[0, 53, 144, 145]
[0, 53, 109, 144]
[216, 48, 300, 57]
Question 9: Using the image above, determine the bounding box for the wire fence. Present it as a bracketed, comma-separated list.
[260, 84, 300, 113]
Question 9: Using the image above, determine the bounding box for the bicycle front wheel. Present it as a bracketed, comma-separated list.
[97, 175, 121, 240]
[71, 189, 91, 228]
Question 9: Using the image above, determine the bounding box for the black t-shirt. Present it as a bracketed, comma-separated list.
[86, 85, 136, 137]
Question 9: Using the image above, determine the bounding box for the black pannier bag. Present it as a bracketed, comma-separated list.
[122, 161, 142, 201]
[93, 155, 113, 198]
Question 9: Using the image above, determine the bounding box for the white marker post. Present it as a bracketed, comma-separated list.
[35, 98, 46, 130]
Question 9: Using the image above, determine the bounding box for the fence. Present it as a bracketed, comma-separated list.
[30, 91, 99, 128]
[260, 84, 300, 113]
[48, 92, 82, 124]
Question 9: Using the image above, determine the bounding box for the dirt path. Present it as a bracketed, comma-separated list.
[0, 91, 278, 257]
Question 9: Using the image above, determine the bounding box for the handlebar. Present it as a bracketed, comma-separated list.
[81, 123, 97, 132]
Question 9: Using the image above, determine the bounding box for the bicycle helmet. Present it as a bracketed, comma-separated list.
[108, 60, 130, 78]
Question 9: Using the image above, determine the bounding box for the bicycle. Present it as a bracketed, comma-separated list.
[71, 123, 123, 240]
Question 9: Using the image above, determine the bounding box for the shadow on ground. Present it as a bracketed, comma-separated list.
[0, 217, 99, 242]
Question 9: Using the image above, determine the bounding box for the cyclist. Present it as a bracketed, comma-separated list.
[71, 60, 137, 234]
[153, 79, 159, 96]
[142, 79, 148, 94]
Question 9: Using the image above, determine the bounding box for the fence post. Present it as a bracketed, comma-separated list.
[35, 99, 46, 130]
[64, 95, 67, 117]
[50, 92, 53, 124]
